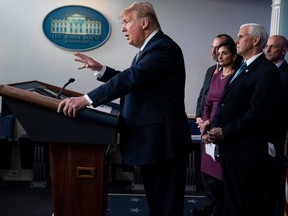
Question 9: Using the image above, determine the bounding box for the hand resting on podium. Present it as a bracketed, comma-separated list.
[57, 96, 89, 118]
[58, 52, 103, 118]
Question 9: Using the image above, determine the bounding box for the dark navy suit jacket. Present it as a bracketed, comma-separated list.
[87, 31, 191, 166]
[212, 54, 281, 164]
[279, 60, 288, 82]
[195, 65, 216, 119]
[269, 60, 288, 157]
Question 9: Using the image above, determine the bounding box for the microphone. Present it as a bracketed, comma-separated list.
[56, 78, 75, 99]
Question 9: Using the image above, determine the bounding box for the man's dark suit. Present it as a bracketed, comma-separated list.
[212, 54, 281, 216]
[268, 59, 288, 216]
[279, 60, 288, 82]
[86, 30, 191, 215]
[196, 65, 216, 119]
[269, 60, 288, 158]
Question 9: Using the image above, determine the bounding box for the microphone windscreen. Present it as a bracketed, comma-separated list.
[69, 78, 75, 83]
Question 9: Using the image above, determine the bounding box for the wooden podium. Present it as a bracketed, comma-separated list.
[0, 81, 119, 216]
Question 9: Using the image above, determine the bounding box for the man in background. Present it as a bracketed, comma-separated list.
[265, 34, 288, 216]
[265, 35, 288, 81]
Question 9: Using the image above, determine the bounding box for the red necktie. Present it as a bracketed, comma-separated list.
[214, 64, 219, 74]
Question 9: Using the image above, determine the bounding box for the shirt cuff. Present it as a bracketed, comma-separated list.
[84, 94, 93, 105]
[94, 65, 107, 78]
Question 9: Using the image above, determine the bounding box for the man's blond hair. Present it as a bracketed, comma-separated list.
[121, 2, 161, 29]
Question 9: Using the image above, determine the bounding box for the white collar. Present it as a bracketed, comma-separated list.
[245, 52, 263, 66]
[140, 29, 159, 51]
[275, 60, 285, 68]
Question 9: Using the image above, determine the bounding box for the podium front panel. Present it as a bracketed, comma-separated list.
[4, 97, 117, 144]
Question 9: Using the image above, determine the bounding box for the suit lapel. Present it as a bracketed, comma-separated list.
[222, 54, 266, 98]
[279, 60, 288, 73]
[131, 54, 137, 66]
[134, 31, 164, 64]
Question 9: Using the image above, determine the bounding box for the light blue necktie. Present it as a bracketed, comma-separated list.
[136, 50, 142, 61]
[229, 62, 247, 84]
[132, 50, 142, 66]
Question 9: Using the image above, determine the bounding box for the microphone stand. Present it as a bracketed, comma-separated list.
[56, 78, 75, 99]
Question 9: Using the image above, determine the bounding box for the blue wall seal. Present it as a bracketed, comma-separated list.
[43, 5, 111, 51]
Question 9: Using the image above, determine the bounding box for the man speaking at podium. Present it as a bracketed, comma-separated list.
[57, 2, 191, 215]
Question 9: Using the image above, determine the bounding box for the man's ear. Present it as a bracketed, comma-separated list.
[282, 47, 288, 56]
[141, 17, 149, 29]
[253, 35, 261, 46]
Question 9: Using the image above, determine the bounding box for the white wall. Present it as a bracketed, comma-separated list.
[0, 0, 272, 115]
